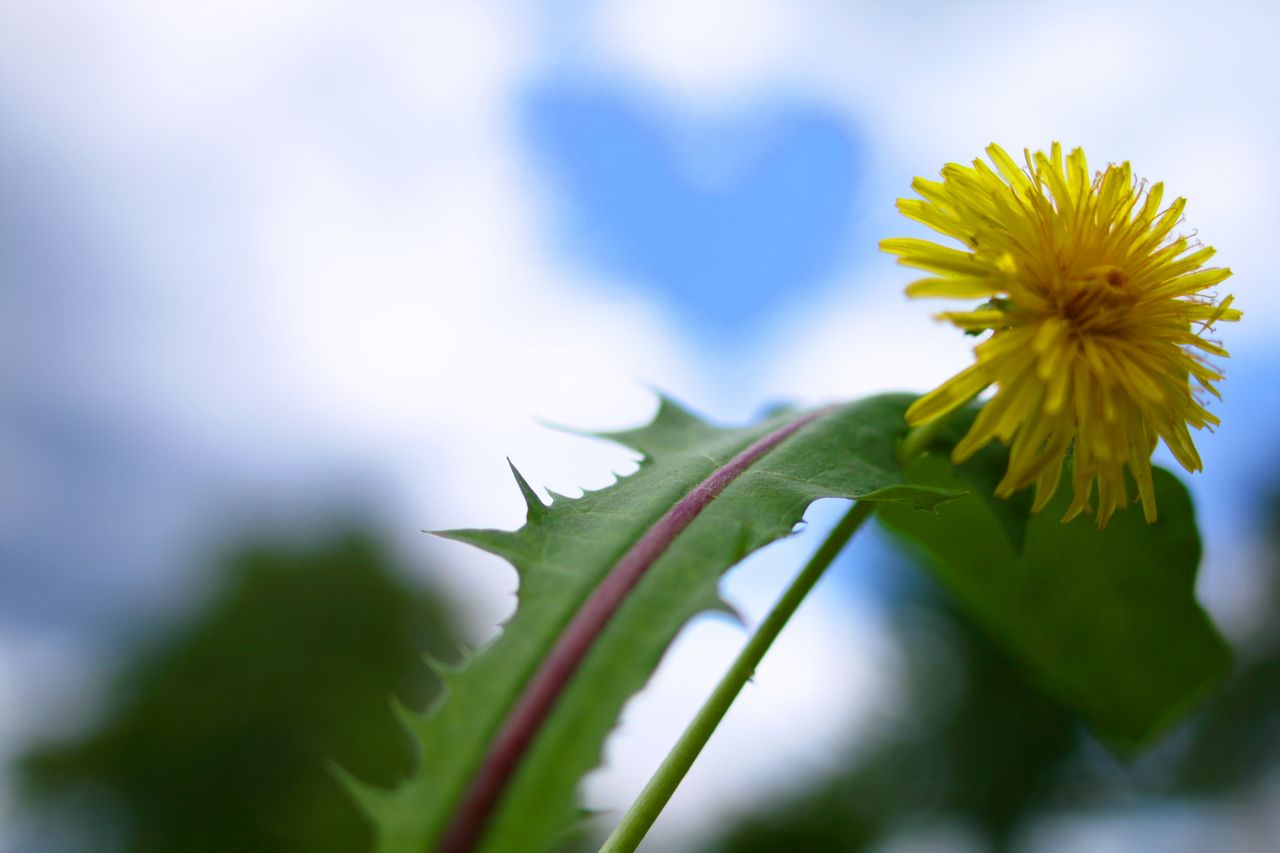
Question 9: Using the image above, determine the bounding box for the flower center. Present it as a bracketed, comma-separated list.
[1053, 264, 1135, 334]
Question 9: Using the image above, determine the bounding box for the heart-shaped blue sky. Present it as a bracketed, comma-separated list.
[521, 79, 863, 340]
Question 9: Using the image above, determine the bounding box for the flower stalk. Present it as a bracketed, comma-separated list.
[601, 500, 876, 853]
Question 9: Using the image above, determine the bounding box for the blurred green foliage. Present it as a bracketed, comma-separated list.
[879, 455, 1228, 750]
[15, 505, 1279, 853]
[20, 531, 457, 853]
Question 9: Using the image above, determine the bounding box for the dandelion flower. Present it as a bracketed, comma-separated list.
[882, 143, 1240, 526]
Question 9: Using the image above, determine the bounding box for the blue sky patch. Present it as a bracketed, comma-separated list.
[521, 79, 863, 340]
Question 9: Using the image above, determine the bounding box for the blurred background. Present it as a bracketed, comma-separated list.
[3, 1, 1279, 850]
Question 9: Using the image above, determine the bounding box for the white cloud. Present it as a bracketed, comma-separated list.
[584, 0, 807, 106]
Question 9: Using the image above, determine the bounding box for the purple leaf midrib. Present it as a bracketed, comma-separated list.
[437, 407, 829, 853]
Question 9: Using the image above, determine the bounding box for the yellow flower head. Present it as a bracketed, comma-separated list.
[882, 143, 1240, 527]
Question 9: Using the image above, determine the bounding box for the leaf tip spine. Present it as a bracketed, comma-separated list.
[507, 458, 548, 522]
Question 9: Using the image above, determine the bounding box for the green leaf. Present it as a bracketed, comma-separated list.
[877, 434, 1231, 750]
[349, 394, 957, 852]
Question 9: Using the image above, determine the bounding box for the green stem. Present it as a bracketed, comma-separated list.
[600, 500, 877, 853]
[896, 417, 948, 466]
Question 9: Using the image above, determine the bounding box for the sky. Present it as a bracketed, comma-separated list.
[2, 1, 1279, 849]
